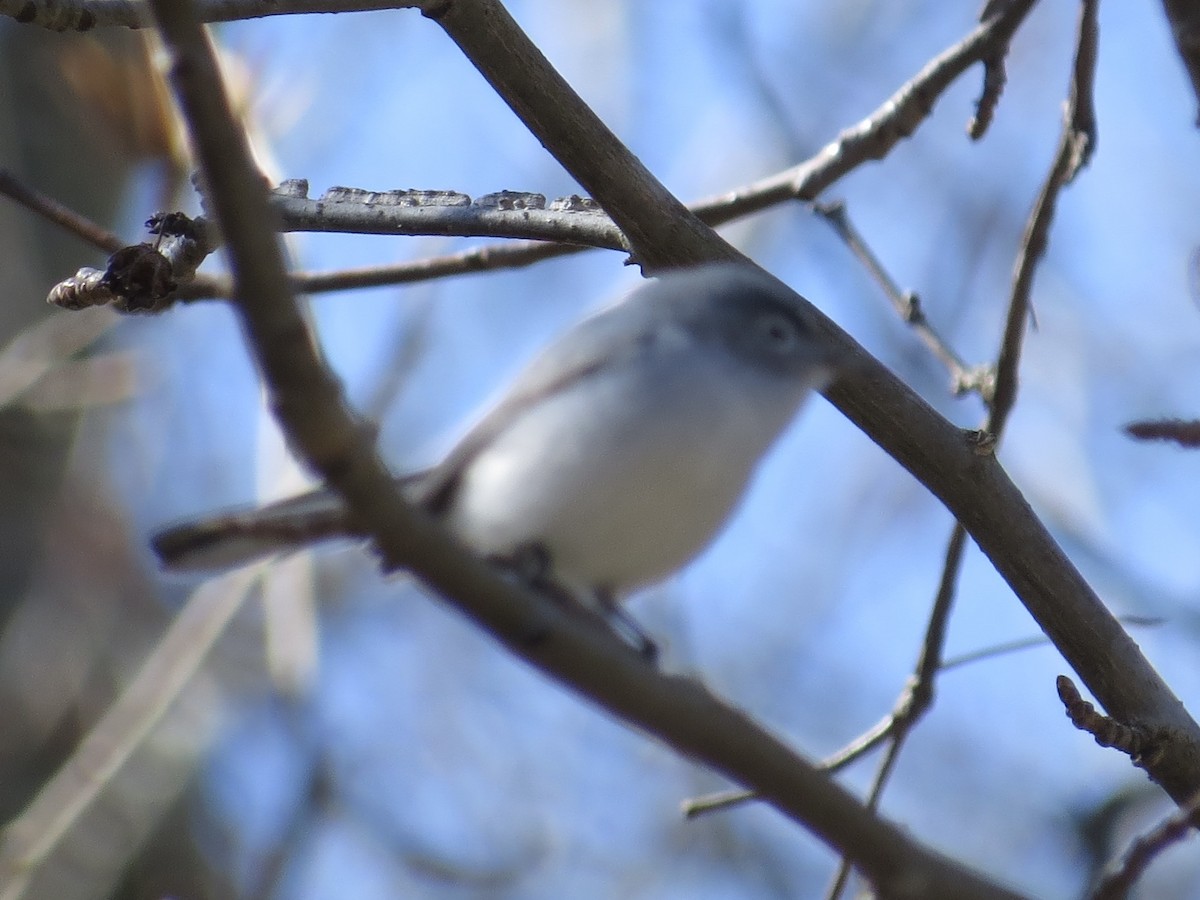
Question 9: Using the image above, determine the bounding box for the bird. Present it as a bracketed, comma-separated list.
[153, 263, 841, 650]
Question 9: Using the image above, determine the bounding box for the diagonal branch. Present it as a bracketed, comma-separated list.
[989, 0, 1097, 436]
[1160, 0, 1200, 126]
[827, 4, 1103, 891]
[1091, 788, 1200, 899]
[422, 0, 1200, 809]
[0, 169, 125, 253]
[812, 200, 990, 399]
[690, 0, 1037, 221]
[132, 3, 1029, 895]
[13, 0, 1199, 814]
[418, 3, 731, 269]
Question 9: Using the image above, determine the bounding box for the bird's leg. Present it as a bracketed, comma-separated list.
[593, 588, 659, 664]
[489, 544, 658, 663]
[492, 542, 569, 599]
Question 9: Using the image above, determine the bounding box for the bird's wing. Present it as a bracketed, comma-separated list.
[412, 295, 662, 513]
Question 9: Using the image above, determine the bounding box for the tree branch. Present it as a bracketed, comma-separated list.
[1160, 0, 1200, 126]
[423, 0, 1200, 808]
[0, 0, 412, 31]
[0, 169, 124, 253]
[20, 1, 1047, 312]
[134, 0, 1028, 895]
[272, 182, 628, 250]
[418, 2, 730, 270]
[989, 0, 1097, 437]
[1091, 788, 1200, 899]
[689, 0, 1038, 220]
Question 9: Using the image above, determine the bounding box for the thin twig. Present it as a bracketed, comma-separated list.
[686, 609, 1166, 820]
[688, 525, 970, 826]
[1124, 419, 1200, 448]
[34, 0, 1041, 310]
[943, 616, 1164, 671]
[171, 243, 573, 301]
[0, 169, 125, 253]
[990, 0, 1097, 436]
[970, 0, 1023, 139]
[826, 6, 1102, 894]
[689, 0, 1038, 222]
[812, 200, 991, 399]
[825, 523, 971, 899]
[826, 736, 913, 900]
[682, 713, 897, 820]
[1091, 789, 1200, 900]
[0, 0, 412, 30]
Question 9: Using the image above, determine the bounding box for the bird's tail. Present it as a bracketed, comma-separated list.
[152, 488, 359, 571]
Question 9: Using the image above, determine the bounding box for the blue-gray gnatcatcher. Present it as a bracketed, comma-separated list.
[154, 263, 841, 624]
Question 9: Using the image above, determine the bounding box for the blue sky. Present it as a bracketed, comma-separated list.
[89, 2, 1200, 896]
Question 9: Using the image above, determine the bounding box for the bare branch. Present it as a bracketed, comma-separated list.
[46, 186, 624, 311]
[942, 616, 1164, 671]
[136, 1, 1028, 895]
[969, 0, 1025, 139]
[812, 200, 992, 399]
[0, 0, 415, 31]
[685, 610, 1167, 823]
[825, 8, 1106, 890]
[1160, 0, 1200, 126]
[420, 2, 729, 270]
[0, 168, 125, 253]
[272, 182, 628, 250]
[29, 1, 1043, 309]
[694, 3, 1131, 859]
[989, 0, 1098, 436]
[1091, 789, 1200, 900]
[1125, 419, 1200, 448]
[691, 0, 1038, 222]
[173, 241, 577, 302]
[824, 522, 972, 900]
[1057, 675, 1174, 770]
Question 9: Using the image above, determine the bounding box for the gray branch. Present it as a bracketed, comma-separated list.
[271, 180, 627, 250]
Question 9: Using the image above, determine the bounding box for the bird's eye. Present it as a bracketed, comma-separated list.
[755, 312, 801, 352]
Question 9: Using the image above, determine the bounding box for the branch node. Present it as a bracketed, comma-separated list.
[99, 243, 178, 310]
[421, 0, 453, 20]
[898, 291, 921, 324]
[952, 365, 996, 401]
[968, 50, 1007, 140]
[276, 178, 310, 198]
[47, 213, 217, 313]
[963, 429, 998, 456]
[1056, 675, 1169, 770]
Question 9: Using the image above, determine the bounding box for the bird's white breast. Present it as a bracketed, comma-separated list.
[443, 331, 823, 597]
